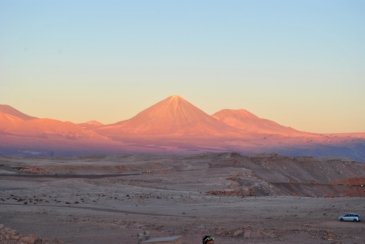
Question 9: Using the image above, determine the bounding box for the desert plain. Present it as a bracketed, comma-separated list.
[0, 152, 365, 244]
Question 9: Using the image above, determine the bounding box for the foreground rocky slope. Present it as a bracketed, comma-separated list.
[0, 224, 62, 244]
[1, 153, 364, 198]
[206, 153, 365, 197]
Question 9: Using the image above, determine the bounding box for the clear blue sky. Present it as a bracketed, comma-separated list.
[1, 0, 364, 133]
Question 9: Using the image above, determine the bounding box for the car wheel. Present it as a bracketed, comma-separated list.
[353, 219, 357, 222]
[340, 218, 344, 221]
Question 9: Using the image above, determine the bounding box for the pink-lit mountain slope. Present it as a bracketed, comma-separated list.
[1, 98, 364, 161]
[0, 105, 107, 141]
[79, 120, 104, 129]
[0, 105, 35, 132]
[0, 105, 35, 120]
[212, 109, 306, 136]
[99, 96, 240, 137]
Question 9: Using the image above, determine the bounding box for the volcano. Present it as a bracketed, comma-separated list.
[0, 105, 36, 132]
[212, 109, 304, 136]
[0, 105, 101, 138]
[99, 96, 239, 137]
[0, 105, 109, 151]
[1, 97, 364, 160]
[0, 105, 35, 121]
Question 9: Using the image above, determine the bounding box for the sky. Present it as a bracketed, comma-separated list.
[1, 0, 364, 133]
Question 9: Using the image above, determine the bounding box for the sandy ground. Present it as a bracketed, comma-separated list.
[0, 154, 365, 243]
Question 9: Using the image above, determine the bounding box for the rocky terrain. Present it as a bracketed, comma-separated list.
[0, 224, 62, 243]
[0, 153, 364, 243]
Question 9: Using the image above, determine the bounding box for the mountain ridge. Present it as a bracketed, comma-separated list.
[212, 109, 305, 136]
[99, 96, 240, 137]
[0, 96, 364, 160]
[0, 105, 36, 121]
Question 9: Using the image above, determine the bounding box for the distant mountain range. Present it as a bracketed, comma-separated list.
[1, 96, 365, 161]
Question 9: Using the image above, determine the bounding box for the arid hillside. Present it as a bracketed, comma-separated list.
[1, 153, 364, 198]
[205, 153, 365, 197]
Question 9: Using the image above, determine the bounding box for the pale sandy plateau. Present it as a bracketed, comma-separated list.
[0, 153, 365, 243]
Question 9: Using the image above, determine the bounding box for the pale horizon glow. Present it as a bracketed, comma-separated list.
[1, 0, 364, 133]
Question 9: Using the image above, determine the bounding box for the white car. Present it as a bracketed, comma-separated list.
[338, 213, 361, 222]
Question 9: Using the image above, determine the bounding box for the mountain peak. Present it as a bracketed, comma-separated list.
[214, 109, 259, 120]
[0, 104, 35, 120]
[85, 120, 103, 126]
[213, 108, 300, 135]
[167, 95, 183, 100]
[100, 96, 237, 136]
[162, 95, 187, 106]
[79, 120, 104, 129]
